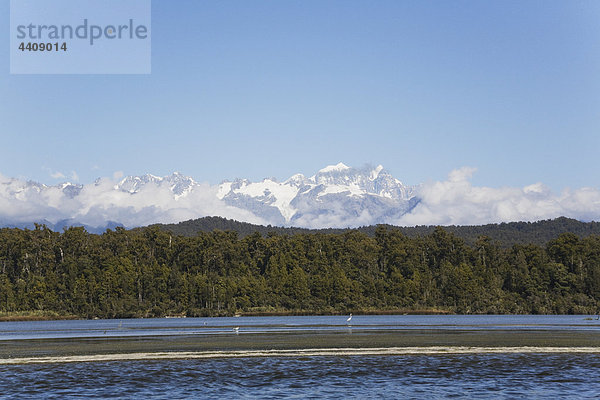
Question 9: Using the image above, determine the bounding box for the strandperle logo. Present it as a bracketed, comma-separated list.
[16, 19, 149, 46]
[10, 0, 151, 74]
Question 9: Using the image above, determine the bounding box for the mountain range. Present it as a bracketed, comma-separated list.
[1, 162, 599, 232]
[0, 163, 421, 232]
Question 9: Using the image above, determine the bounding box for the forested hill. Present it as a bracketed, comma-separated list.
[1, 223, 600, 318]
[154, 216, 600, 247]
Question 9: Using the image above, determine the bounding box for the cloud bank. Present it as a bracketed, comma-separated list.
[0, 168, 599, 230]
[0, 173, 266, 230]
[396, 167, 600, 226]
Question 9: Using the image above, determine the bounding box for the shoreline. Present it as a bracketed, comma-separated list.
[0, 315, 79, 322]
[15, 308, 599, 322]
[0, 309, 454, 322]
[238, 309, 454, 317]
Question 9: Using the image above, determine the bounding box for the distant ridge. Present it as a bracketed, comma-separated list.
[153, 216, 600, 247]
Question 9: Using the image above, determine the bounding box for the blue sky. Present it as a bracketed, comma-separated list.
[1, 0, 599, 191]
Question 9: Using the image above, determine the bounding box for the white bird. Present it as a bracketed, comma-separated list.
[233, 327, 240, 334]
[346, 313, 353, 323]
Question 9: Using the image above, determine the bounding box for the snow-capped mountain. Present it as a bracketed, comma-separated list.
[0, 176, 83, 199]
[109, 163, 419, 227]
[216, 163, 419, 226]
[0, 163, 420, 231]
[116, 172, 197, 197]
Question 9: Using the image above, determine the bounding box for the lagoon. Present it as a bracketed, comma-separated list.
[1, 315, 599, 398]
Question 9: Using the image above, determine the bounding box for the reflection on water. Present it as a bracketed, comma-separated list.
[2, 354, 599, 399]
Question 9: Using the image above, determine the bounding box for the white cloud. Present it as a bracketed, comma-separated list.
[50, 171, 66, 179]
[0, 174, 267, 229]
[396, 168, 600, 226]
[43, 166, 66, 180]
[448, 166, 476, 182]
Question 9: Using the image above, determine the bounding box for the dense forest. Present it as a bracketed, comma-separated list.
[155, 216, 600, 247]
[1, 222, 600, 318]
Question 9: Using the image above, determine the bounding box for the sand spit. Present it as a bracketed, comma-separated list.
[2, 346, 600, 365]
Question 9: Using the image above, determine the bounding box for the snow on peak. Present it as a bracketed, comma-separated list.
[284, 173, 308, 186]
[214, 163, 417, 225]
[370, 165, 384, 180]
[318, 162, 350, 174]
[115, 172, 197, 196]
[217, 182, 233, 199]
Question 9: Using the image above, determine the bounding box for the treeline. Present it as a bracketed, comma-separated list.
[0, 224, 599, 318]
[154, 216, 600, 247]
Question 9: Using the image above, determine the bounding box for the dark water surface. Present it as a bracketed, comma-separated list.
[1, 315, 599, 398]
[2, 354, 600, 399]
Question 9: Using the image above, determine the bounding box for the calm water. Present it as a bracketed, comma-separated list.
[1, 315, 599, 399]
[1, 314, 599, 340]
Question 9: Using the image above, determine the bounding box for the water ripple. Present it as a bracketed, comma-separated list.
[1, 354, 600, 399]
